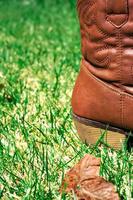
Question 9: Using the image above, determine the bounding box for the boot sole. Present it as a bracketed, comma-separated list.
[72, 113, 133, 149]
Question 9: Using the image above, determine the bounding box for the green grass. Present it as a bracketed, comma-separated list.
[0, 0, 132, 199]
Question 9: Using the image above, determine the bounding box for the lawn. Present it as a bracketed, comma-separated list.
[0, 0, 132, 199]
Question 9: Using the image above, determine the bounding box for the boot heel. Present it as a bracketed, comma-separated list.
[73, 118, 126, 149]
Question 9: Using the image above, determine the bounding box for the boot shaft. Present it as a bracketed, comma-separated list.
[77, 0, 133, 92]
[71, 0, 133, 149]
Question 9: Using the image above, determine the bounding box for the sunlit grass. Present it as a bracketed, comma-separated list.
[0, 0, 132, 199]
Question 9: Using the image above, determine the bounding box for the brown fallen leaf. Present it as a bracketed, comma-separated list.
[60, 154, 120, 200]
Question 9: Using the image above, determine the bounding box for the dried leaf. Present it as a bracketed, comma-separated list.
[60, 154, 120, 200]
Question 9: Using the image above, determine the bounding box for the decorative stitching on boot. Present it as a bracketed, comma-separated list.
[106, 0, 128, 28]
[121, 93, 124, 128]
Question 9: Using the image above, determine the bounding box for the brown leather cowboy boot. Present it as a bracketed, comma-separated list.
[72, 0, 133, 149]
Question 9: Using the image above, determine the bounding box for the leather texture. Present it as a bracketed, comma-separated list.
[72, 0, 133, 131]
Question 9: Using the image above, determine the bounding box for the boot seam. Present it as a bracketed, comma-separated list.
[118, 29, 122, 83]
[122, 93, 125, 128]
[117, 27, 123, 127]
[120, 93, 124, 126]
